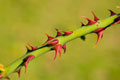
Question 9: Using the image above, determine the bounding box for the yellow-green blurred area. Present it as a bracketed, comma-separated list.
[0, 0, 120, 80]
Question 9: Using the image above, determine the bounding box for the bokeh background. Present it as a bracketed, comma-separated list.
[0, 0, 120, 80]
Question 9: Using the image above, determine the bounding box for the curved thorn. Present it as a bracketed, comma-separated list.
[81, 16, 96, 25]
[27, 44, 38, 50]
[45, 33, 54, 41]
[56, 29, 62, 37]
[95, 30, 104, 46]
[43, 40, 59, 46]
[53, 44, 62, 60]
[108, 9, 116, 16]
[24, 55, 35, 73]
[60, 31, 73, 36]
[91, 11, 99, 21]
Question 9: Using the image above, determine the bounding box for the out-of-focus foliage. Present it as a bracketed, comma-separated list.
[0, 0, 120, 80]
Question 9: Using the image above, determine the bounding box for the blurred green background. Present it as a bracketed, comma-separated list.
[0, 0, 120, 80]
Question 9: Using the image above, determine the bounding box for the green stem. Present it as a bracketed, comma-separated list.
[1, 14, 120, 79]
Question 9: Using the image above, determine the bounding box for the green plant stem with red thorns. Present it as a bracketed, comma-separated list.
[0, 10, 120, 79]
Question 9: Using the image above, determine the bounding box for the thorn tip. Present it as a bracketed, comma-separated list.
[53, 44, 62, 60]
[24, 55, 35, 73]
[91, 11, 99, 21]
[108, 9, 116, 16]
[81, 16, 96, 25]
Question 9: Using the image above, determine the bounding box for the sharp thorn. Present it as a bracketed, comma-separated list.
[60, 31, 73, 36]
[53, 44, 62, 60]
[81, 16, 96, 25]
[108, 9, 116, 16]
[27, 44, 38, 50]
[95, 30, 104, 46]
[43, 40, 59, 46]
[56, 29, 62, 37]
[91, 11, 99, 21]
[24, 55, 35, 73]
[45, 33, 54, 41]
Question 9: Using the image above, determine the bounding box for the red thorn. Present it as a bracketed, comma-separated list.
[95, 30, 104, 46]
[43, 40, 59, 46]
[56, 29, 62, 37]
[53, 44, 62, 60]
[27, 44, 38, 50]
[24, 55, 35, 73]
[62, 44, 66, 53]
[16, 68, 21, 78]
[80, 22, 85, 26]
[108, 9, 116, 16]
[0, 74, 3, 79]
[93, 28, 105, 46]
[60, 31, 73, 36]
[45, 33, 54, 41]
[91, 11, 99, 21]
[81, 16, 96, 25]
[5, 77, 9, 80]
